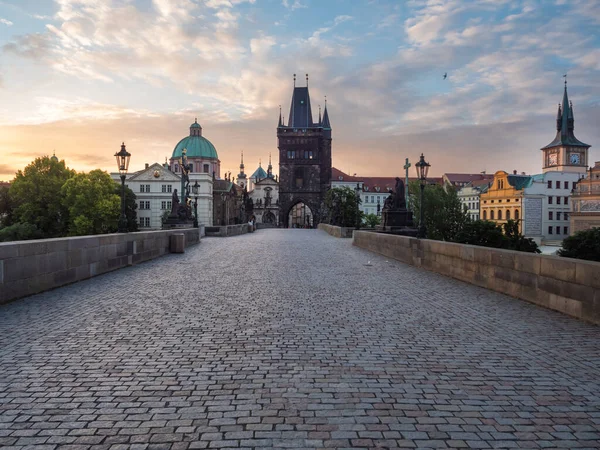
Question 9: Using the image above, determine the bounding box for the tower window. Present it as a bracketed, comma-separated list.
[556, 181, 561, 189]
[204, 164, 209, 173]
[294, 168, 304, 189]
[547, 180, 552, 189]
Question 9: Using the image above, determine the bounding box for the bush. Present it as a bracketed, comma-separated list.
[454, 219, 540, 253]
[362, 213, 381, 228]
[0, 223, 44, 242]
[558, 228, 600, 262]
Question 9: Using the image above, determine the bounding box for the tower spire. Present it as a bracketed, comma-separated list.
[278, 105, 282, 127]
[267, 153, 273, 178]
[318, 104, 321, 124]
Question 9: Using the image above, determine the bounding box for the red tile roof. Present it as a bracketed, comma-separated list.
[332, 168, 442, 192]
[444, 173, 494, 184]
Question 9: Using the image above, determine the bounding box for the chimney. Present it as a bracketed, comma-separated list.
[521, 172, 526, 175]
[513, 170, 517, 175]
[145, 163, 149, 169]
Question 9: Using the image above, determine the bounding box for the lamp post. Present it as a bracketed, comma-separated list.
[192, 180, 199, 228]
[377, 198, 381, 216]
[114, 142, 131, 233]
[220, 192, 226, 226]
[355, 183, 361, 230]
[415, 153, 430, 239]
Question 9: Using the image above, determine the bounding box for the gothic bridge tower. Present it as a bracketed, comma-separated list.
[277, 74, 332, 227]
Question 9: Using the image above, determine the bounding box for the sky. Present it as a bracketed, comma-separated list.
[0, 0, 599, 181]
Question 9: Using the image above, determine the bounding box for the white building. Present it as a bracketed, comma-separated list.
[458, 180, 491, 221]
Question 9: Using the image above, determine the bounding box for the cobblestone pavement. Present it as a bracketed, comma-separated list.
[1, 230, 599, 450]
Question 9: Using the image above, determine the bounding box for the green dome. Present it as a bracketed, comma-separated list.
[172, 135, 218, 159]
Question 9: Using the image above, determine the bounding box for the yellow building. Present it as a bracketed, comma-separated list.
[480, 171, 528, 232]
[570, 161, 600, 233]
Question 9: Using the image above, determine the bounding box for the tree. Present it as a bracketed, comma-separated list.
[0, 184, 14, 227]
[325, 187, 362, 228]
[363, 213, 381, 228]
[408, 181, 469, 241]
[0, 223, 43, 242]
[455, 220, 507, 248]
[10, 156, 75, 237]
[61, 169, 121, 236]
[558, 228, 600, 262]
[503, 219, 540, 253]
[121, 184, 139, 232]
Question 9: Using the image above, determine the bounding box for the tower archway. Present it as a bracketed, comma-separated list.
[287, 202, 313, 228]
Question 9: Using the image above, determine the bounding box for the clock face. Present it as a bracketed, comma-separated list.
[570, 153, 581, 164]
[548, 154, 558, 166]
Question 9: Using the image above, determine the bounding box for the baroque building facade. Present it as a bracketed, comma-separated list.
[570, 161, 600, 233]
[277, 77, 332, 227]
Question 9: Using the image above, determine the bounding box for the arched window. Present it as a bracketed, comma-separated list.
[506, 210, 511, 220]
[491, 210, 495, 220]
[483, 210, 487, 220]
[498, 210, 502, 220]
[515, 209, 519, 220]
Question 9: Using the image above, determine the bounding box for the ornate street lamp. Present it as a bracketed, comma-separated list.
[355, 183, 361, 230]
[192, 180, 199, 228]
[377, 198, 381, 216]
[114, 142, 131, 233]
[415, 153, 430, 238]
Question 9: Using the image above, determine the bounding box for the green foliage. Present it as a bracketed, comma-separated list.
[325, 187, 363, 228]
[558, 228, 600, 262]
[502, 219, 540, 253]
[120, 184, 139, 232]
[408, 181, 469, 241]
[455, 219, 540, 253]
[362, 213, 381, 228]
[0, 185, 14, 227]
[10, 156, 75, 237]
[0, 222, 44, 242]
[455, 220, 507, 248]
[61, 169, 121, 236]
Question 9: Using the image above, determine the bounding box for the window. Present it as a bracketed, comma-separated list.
[294, 167, 304, 189]
[506, 210, 511, 220]
[371, 196, 374, 203]
[573, 182, 577, 191]
[564, 181, 569, 190]
[548, 226, 553, 235]
[162, 185, 167, 193]
[556, 181, 560, 189]
[309, 151, 314, 159]
[564, 226, 568, 235]
[556, 196, 561, 205]
[161, 201, 166, 210]
[564, 196, 568, 205]
[549, 212, 553, 220]
[515, 209, 519, 220]
[547, 180, 552, 189]
[139, 217, 150, 228]
[483, 210, 487, 220]
[564, 212, 568, 220]
[167, 201, 172, 210]
[548, 196, 553, 204]
[498, 210, 502, 220]
[204, 164, 209, 173]
[140, 185, 145, 193]
[557, 212, 561, 220]
[491, 210, 495, 220]
[175, 164, 179, 172]
[556, 226, 560, 235]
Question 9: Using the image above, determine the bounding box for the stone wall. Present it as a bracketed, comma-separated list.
[205, 224, 249, 237]
[0, 228, 200, 305]
[353, 231, 600, 325]
[318, 223, 354, 238]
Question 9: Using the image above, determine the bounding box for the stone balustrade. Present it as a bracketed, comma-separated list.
[353, 231, 600, 325]
[318, 223, 355, 238]
[0, 228, 201, 304]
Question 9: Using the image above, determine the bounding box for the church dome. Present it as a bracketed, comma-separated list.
[171, 119, 218, 160]
[251, 165, 268, 180]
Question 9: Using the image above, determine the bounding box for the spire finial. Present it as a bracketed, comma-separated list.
[241, 150, 244, 165]
[259, 158, 262, 167]
[306, 73, 308, 86]
[293, 73, 296, 87]
[324, 95, 327, 107]
[195, 117, 197, 123]
[269, 152, 272, 165]
[563, 73, 567, 86]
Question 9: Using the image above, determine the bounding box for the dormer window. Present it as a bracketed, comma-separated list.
[338, 176, 343, 181]
[365, 186, 369, 192]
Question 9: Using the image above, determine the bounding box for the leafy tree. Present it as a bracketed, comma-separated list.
[363, 213, 381, 228]
[0, 184, 14, 227]
[325, 187, 362, 228]
[408, 181, 469, 241]
[0, 223, 44, 242]
[455, 220, 507, 248]
[503, 219, 540, 253]
[558, 228, 600, 262]
[120, 184, 139, 232]
[10, 156, 75, 237]
[61, 169, 120, 236]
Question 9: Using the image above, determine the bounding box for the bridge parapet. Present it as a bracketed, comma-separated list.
[353, 231, 600, 325]
[0, 228, 200, 305]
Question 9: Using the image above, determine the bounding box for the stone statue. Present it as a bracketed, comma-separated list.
[170, 189, 180, 216]
[382, 192, 394, 211]
[393, 177, 406, 209]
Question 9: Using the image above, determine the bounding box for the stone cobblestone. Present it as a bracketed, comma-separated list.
[1, 229, 599, 449]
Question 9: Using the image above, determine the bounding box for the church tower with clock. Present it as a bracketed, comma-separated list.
[541, 81, 590, 174]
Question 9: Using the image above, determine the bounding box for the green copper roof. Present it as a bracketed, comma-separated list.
[172, 135, 218, 159]
[507, 175, 533, 190]
[251, 165, 268, 179]
[190, 119, 201, 129]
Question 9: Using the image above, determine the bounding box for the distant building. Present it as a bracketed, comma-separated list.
[277, 76, 332, 227]
[458, 179, 492, 221]
[570, 161, 600, 233]
[443, 173, 494, 190]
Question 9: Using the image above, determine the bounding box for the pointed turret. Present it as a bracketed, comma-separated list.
[542, 81, 589, 150]
[278, 105, 282, 128]
[236, 151, 247, 188]
[318, 105, 322, 125]
[267, 153, 273, 178]
[287, 75, 314, 128]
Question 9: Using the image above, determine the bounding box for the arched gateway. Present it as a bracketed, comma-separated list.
[288, 202, 314, 228]
[277, 75, 332, 228]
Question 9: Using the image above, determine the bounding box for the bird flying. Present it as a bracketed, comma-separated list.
[443, 72, 447, 80]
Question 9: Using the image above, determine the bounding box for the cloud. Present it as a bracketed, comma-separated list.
[282, 0, 306, 11]
[0, 18, 13, 26]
